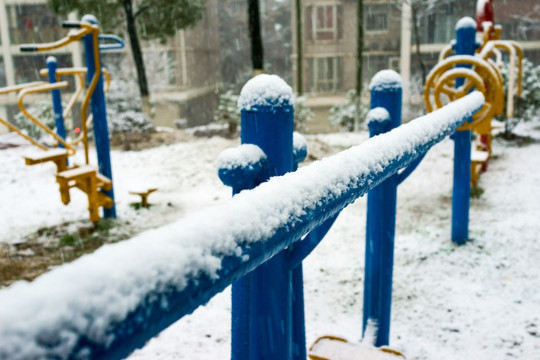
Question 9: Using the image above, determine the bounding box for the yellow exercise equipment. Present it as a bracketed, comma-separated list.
[308, 336, 406, 360]
[424, 55, 504, 133]
[0, 20, 116, 223]
[426, 19, 523, 188]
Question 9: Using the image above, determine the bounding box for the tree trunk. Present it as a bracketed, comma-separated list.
[412, 4, 427, 85]
[247, 0, 264, 74]
[122, 0, 152, 118]
[295, 0, 303, 94]
[354, 0, 364, 131]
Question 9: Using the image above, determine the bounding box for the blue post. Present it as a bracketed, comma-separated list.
[240, 79, 294, 360]
[82, 14, 116, 218]
[46, 56, 67, 147]
[363, 70, 402, 347]
[218, 75, 299, 360]
[451, 17, 477, 244]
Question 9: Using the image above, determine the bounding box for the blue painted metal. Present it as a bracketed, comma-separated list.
[0, 92, 484, 360]
[46, 56, 66, 147]
[395, 153, 427, 185]
[82, 14, 116, 219]
[451, 18, 477, 245]
[363, 76, 402, 347]
[98, 34, 125, 51]
[287, 215, 339, 271]
[240, 103, 295, 360]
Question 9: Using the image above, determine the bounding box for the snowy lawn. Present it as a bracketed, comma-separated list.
[1, 121, 539, 359]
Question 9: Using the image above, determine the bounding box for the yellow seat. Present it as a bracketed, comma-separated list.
[24, 149, 70, 172]
[56, 165, 113, 223]
[309, 336, 405, 360]
[129, 188, 157, 208]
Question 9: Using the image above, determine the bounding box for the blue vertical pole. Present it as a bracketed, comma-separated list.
[291, 144, 306, 360]
[46, 56, 66, 147]
[81, 14, 116, 218]
[363, 70, 402, 347]
[451, 18, 477, 244]
[231, 75, 295, 360]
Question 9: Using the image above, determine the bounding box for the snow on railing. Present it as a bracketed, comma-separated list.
[0, 86, 483, 359]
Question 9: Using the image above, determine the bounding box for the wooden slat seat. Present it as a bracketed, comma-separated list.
[24, 149, 70, 172]
[56, 165, 97, 181]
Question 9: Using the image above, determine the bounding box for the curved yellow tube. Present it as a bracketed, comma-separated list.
[17, 81, 76, 155]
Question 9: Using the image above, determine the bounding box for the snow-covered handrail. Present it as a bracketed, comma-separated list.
[0, 90, 484, 359]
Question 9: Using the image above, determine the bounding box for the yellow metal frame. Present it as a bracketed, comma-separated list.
[27, 23, 102, 165]
[424, 55, 504, 132]
[3, 22, 116, 223]
[38, 67, 111, 147]
[0, 82, 50, 150]
[17, 81, 77, 155]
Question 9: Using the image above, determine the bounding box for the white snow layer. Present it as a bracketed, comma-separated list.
[293, 132, 308, 153]
[0, 92, 484, 359]
[369, 70, 403, 92]
[367, 107, 391, 124]
[456, 16, 477, 30]
[476, 0, 490, 18]
[216, 144, 266, 170]
[237, 74, 294, 110]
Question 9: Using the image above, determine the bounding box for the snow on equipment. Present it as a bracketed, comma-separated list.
[0, 68, 485, 359]
[0, 15, 124, 223]
[309, 336, 405, 360]
[425, 0, 523, 188]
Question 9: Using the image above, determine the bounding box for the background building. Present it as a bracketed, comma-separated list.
[293, 0, 540, 128]
[0, 0, 222, 133]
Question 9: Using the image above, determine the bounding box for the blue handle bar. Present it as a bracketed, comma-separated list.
[98, 34, 125, 50]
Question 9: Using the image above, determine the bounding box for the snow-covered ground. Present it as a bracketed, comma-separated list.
[1, 121, 539, 359]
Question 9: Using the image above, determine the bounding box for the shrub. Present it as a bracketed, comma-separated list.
[329, 89, 369, 132]
[294, 96, 314, 133]
[12, 100, 57, 140]
[214, 90, 240, 137]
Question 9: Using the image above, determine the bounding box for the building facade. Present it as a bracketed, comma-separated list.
[292, 0, 540, 129]
[0, 0, 222, 133]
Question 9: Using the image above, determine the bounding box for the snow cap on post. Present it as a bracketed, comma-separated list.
[369, 70, 402, 93]
[367, 107, 391, 136]
[46, 56, 57, 65]
[238, 74, 294, 111]
[82, 14, 98, 25]
[367, 107, 391, 124]
[217, 144, 267, 189]
[456, 17, 477, 31]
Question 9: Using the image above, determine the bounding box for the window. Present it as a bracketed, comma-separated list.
[13, 54, 73, 84]
[0, 57, 6, 87]
[305, 5, 343, 41]
[308, 57, 342, 93]
[365, 5, 388, 32]
[419, 4, 455, 44]
[363, 55, 388, 81]
[7, 5, 62, 44]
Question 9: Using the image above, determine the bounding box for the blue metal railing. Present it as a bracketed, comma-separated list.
[0, 85, 483, 359]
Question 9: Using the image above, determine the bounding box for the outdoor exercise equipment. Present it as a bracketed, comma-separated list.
[425, 1, 523, 191]
[0, 15, 124, 223]
[0, 70, 485, 359]
[0, 6, 513, 360]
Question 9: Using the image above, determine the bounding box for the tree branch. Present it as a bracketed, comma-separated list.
[134, 3, 152, 18]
